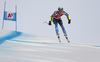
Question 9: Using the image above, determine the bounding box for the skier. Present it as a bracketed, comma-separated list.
[48, 7, 71, 43]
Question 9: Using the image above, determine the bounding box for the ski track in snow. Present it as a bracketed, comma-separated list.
[0, 29, 100, 62]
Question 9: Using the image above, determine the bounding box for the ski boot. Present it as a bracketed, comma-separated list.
[64, 34, 70, 43]
[56, 33, 61, 43]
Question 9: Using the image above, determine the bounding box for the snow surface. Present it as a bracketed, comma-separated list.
[0, 29, 100, 62]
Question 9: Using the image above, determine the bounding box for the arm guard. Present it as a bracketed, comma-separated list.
[67, 14, 71, 20]
[49, 16, 52, 21]
[67, 14, 71, 24]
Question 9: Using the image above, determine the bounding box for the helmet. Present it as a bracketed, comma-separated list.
[58, 7, 63, 12]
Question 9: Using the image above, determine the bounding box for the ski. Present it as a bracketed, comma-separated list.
[56, 33, 70, 43]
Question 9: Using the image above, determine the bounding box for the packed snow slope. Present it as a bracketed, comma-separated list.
[0, 29, 100, 62]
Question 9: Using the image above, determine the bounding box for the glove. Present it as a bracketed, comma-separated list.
[48, 21, 52, 26]
[68, 19, 71, 24]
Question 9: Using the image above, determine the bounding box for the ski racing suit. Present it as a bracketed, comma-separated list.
[49, 10, 71, 35]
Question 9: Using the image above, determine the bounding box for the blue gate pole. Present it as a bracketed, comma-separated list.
[2, 1, 6, 29]
[15, 5, 17, 31]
